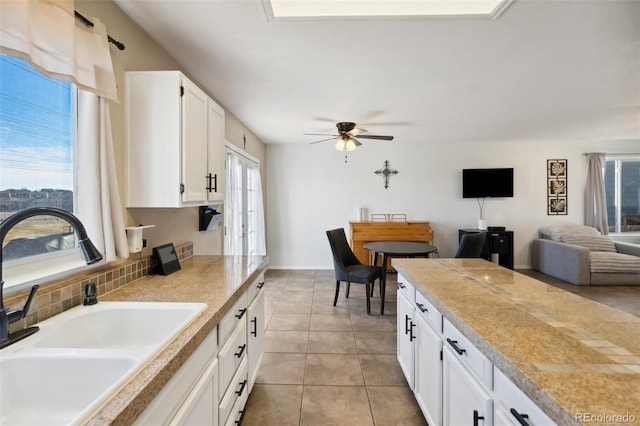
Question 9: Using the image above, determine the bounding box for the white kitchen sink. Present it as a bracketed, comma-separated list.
[0, 301, 207, 425]
[34, 302, 207, 351]
[0, 353, 137, 425]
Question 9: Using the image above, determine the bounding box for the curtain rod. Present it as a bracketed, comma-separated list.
[74, 11, 125, 51]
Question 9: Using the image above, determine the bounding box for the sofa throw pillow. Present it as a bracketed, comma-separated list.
[539, 224, 600, 241]
[561, 234, 617, 252]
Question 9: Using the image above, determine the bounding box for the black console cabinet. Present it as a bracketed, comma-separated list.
[458, 229, 514, 270]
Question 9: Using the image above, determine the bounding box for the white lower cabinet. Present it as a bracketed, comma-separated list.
[135, 274, 266, 425]
[133, 327, 219, 425]
[493, 367, 554, 426]
[170, 358, 218, 426]
[397, 286, 416, 389]
[414, 311, 442, 426]
[443, 346, 493, 426]
[247, 288, 265, 393]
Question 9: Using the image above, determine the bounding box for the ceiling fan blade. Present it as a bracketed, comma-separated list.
[351, 137, 363, 146]
[349, 127, 368, 136]
[309, 137, 337, 144]
[304, 133, 338, 136]
[356, 134, 394, 141]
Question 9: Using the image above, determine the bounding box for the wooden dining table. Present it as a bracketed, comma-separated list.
[363, 241, 438, 314]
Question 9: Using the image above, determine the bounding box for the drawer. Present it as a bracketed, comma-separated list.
[247, 273, 265, 305]
[219, 356, 248, 426]
[443, 318, 492, 389]
[219, 291, 248, 345]
[415, 291, 442, 333]
[224, 376, 249, 426]
[397, 273, 415, 302]
[218, 319, 247, 398]
[494, 368, 554, 426]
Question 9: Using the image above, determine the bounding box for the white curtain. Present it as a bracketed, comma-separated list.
[226, 152, 244, 255]
[585, 153, 609, 234]
[0, 0, 118, 101]
[76, 90, 129, 261]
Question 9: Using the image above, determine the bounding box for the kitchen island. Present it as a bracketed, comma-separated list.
[392, 258, 639, 426]
[85, 254, 268, 425]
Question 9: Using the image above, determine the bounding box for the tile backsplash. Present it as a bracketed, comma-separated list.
[6, 242, 194, 334]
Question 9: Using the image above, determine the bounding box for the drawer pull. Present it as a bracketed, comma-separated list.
[235, 344, 246, 358]
[257, 281, 265, 289]
[234, 409, 245, 425]
[446, 338, 466, 355]
[473, 410, 485, 426]
[251, 317, 258, 337]
[235, 379, 248, 396]
[416, 303, 428, 313]
[398, 282, 406, 289]
[235, 308, 247, 319]
[510, 408, 531, 426]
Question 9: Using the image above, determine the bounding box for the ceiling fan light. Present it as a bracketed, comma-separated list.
[345, 139, 357, 151]
[335, 137, 348, 151]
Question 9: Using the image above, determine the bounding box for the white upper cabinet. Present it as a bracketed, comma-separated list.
[207, 98, 225, 203]
[126, 71, 225, 208]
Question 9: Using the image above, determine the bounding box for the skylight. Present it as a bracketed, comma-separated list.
[265, 0, 514, 19]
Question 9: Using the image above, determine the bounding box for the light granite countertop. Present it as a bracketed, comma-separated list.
[392, 258, 639, 426]
[85, 255, 269, 425]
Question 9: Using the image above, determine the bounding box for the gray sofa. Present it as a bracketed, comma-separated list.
[531, 224, 640, 285]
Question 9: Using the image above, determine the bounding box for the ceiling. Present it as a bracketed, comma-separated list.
[114, 0, 640, 147]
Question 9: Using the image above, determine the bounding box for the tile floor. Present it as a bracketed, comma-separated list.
[243, 268, 639, 425]
[243, 269, 426, 426]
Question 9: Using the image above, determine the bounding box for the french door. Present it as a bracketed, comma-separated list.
[224, 146, 265, 256]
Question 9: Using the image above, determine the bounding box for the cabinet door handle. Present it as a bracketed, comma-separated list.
[473, 410, 485, 426]
[398, 282, 406, 289]
[235, 308, 247, 319]
[206, 173, 218, 192]
[405, 314, 411, 335]
[235, 379, 248, 396]
[416, 302, 428, 313]
[446, 338, 466, 355]
[235, 344, 246, 358]
[510, 408, 531, 426]
[409, 321, 416, 342]
[257, 281, 265, 289]
[251, 317, 258, 337]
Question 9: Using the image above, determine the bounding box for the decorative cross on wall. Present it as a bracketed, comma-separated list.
[374, 160, 398, 189]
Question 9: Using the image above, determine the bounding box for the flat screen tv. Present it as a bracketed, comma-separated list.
[462, 168, 513, 198]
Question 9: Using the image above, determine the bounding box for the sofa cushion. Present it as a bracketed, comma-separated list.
[539, 224, 600, 241]
[561, 234, 617, 252]
[590, 252, 640, 273]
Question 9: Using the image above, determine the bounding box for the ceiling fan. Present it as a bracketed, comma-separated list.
[305, 122, 394, 152]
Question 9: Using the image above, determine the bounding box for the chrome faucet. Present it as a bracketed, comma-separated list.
[1, 207, 103, 349]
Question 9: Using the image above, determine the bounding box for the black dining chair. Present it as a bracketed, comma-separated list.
[326, 228, 383, 315]
[454, 232, 487, 258]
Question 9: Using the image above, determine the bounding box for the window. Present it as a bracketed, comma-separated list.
[605, 156, 640, 233]
[0, 54, 85, 290]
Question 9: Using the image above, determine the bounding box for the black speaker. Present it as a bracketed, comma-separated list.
[487, 226, 506, 231]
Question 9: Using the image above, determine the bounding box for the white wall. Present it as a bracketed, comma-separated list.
[265, 138, 639, 269]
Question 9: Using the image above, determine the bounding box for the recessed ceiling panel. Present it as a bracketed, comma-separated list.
[266, 0, 514, 19]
